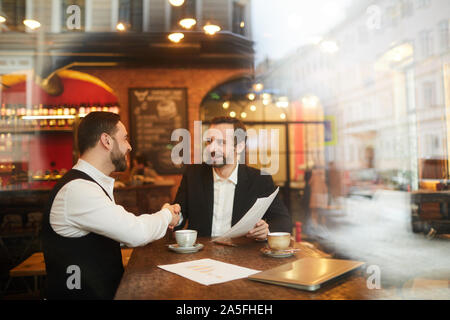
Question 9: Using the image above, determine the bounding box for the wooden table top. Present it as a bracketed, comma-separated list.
[114, 236, 391, 300]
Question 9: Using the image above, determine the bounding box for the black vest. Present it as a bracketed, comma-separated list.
[42, 169, 124, 300]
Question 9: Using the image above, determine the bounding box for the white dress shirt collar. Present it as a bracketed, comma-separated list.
[212, 163, 239, 185]
[73, 159, 115, 196]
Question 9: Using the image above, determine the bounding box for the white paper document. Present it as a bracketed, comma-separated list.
[213, 187, 279, 242]
[158, 258, 260, 286]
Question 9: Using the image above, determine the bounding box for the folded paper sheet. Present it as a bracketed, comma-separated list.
[158, 258, 260, 286]
[213, 187, 279, 242]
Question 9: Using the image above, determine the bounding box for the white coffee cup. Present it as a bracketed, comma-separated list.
[175, 230, 197, 248]
[267, 232, 291, 251]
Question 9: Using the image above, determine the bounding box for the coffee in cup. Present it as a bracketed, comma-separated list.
[175, 230, 197, 247]
[267, 232, 291, 251]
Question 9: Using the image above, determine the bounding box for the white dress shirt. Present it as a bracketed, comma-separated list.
[49, 159, 172, 248]
[211, 164, 238, 237]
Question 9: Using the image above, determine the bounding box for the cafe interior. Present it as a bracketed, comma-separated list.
[0, 0, 449, 301]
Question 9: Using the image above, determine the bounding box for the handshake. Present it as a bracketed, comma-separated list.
[162, 203, 181, 229]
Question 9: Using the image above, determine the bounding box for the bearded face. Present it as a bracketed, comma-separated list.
[110, 138, 128, 172]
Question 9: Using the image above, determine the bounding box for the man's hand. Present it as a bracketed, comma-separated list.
[162, 203, 181, 228]
[246, 220, 269, 240]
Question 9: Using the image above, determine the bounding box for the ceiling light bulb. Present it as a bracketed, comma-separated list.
[253, 83, 263, 92]
[23, 19, 41, 30]
[169, 0, 184, 6]
[229, 111, 236, 118]
[0, 16, 6, 23]
[179, 18, 196, 29]
[203, 24, 221, 35]
[168, 32, 184, 43]
[250, 105, 256, 112]
[116, 22, 126, 31]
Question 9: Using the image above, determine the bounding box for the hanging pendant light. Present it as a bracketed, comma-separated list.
[203, 23, 221, 35]
[169, 0, 185, 6]
[179, 18, 196, 29]
[168, 32, 185, 43]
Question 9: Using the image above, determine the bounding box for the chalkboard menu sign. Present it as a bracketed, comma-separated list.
[128, 88, 188, 174]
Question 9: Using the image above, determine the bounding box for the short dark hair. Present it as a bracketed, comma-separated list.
[77, 111, 121, 155]
[210, 116, 247, 145]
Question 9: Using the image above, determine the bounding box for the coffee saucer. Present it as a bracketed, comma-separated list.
[168, 243, 204, 254]
[261, 247, 295, 258]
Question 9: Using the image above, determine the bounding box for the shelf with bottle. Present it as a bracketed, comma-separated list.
[0, 103, 120, 133]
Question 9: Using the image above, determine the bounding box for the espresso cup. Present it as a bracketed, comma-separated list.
[267, 232, 291, 251]
[175, 230, 197, 247]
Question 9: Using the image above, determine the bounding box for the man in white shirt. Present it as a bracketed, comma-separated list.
[42, 111, 180, 299]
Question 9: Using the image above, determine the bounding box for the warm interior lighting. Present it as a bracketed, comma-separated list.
[222, 101, 230, 109]
[179, 18, 196, 29]
[241, 112, 247, 118]
[262, 93, 271, 105]
[169, 0, 185, 6]
[203, 24, 221, 35]
[0, 16, 6, 23]
[280, 113, 286, 120]
[240, 21, 245, 28]
[168, 32, 184, 43]
[250, 105, 256, 112]
[116, 22, 126, 31]
[23, 19, 41, 30]
[253, 83, 263, 92]
[229, 111, 236, 118]
[247, 93, 255, 101]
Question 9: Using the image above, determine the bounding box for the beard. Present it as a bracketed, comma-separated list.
[110, 142, 128, 172]
[208, 151, 235, 168]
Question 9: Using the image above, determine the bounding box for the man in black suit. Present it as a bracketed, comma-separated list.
[174, 117, 292, 239]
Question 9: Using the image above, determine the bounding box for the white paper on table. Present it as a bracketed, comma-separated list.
[213, 187, 279, 242]
[158, 258, 260, 286]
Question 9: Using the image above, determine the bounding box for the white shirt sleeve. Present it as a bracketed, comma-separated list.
[61, 179, 172, 248]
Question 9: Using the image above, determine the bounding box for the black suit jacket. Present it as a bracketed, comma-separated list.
[174, 163, 292, 237]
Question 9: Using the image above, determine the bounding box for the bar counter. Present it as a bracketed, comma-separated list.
[115, 236, 395, 300]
